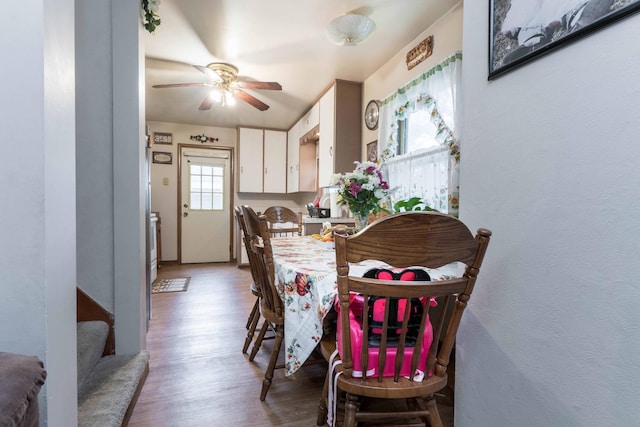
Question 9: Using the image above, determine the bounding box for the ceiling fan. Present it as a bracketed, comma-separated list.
[152, 62, 282, 111]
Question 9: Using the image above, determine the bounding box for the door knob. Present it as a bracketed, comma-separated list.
[183, 212, 188, 217]
[183, 203, 188, 208]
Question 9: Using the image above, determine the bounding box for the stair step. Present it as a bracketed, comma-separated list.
[77, 321, 109, 387]
[78, 350, 150, 427]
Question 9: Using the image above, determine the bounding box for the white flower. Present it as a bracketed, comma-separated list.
[328, 173, 343, 186]
[360, 161, 378, 170]
[374, 188, 386, 199]
[148, 0, 161, 12]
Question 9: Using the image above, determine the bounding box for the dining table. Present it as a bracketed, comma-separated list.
[269, 235, 462, 376]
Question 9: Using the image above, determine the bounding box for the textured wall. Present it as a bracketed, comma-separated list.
[459, 2, 640, 426]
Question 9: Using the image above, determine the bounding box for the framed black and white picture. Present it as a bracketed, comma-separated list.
[367, 141, 378, 162]
[152, 151, 172, 165]
[489, 0, 640, 79]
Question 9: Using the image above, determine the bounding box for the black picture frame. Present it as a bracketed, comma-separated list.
[489, 0, 640, 79]
[366, 141, 378, 162]
[152, 151, 172, 165]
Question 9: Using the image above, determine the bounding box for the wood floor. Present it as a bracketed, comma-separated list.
[128, 262, 453, 427]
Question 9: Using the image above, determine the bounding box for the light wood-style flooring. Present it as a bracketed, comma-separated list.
[128, 262, 453, 426]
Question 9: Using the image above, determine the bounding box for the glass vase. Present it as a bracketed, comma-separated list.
[354, 213, 369, 231]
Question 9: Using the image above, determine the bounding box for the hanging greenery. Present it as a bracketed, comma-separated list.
[190, 134, 219, 144]
[141, 0, 161, 34]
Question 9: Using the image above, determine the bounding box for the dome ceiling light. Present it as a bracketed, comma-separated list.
[325, 13, 376, 46]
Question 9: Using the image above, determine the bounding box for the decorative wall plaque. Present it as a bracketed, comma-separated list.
[406, 35, 433, 70]
[153, 132, 172, 145]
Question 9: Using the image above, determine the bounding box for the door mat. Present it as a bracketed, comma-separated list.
[152, 277, 190, 293]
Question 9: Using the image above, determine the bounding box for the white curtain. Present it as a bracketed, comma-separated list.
[378, 52, 461, 216]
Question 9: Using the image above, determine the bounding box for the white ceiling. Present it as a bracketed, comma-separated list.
[144, 0, 459, 130]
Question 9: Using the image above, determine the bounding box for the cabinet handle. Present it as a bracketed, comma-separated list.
[241, 166, 243, 173]
[264, 167, 268, 175]
[329, 146, 333, 157]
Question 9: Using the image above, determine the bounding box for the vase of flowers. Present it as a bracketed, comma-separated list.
[331, 161, 390, 230]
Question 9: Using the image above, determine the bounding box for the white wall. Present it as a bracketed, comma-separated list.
[460, 3, 640, 426]
[76, 0, 147, 355]
[76, 0, 115, 312]
[0, 0, 78, 424]
[147, 121, 315, 261]
[112, 0, 148, 355]
[362, 3, 463, 154]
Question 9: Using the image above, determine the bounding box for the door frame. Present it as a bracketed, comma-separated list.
[177, 144, 235, 264]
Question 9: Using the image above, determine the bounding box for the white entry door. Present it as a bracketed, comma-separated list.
[180, 147, 231, 263]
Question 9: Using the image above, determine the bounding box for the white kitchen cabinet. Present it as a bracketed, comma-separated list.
[238, 127, 264, 192]
[317, 80, 362, 188]
[287, 120, 317, 193]
[287, 121, 300, 193]
[299, 102, 319, 136]
[318, 86, 335, 188]
[238, 127, 287, 193]
[263, 130, 287, 193]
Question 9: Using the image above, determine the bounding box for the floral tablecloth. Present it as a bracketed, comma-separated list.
[270, 236, 461, 375]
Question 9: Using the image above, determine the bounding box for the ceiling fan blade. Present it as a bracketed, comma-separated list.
[152, 83, 211, 88]
[198, 95, 214, 111]
[193, 65, 222, 82]
[235, 89, 269, 111]
[236, 81, 282, 91]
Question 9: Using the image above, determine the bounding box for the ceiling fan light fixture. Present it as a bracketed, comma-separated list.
[224, 90, 236, 107]
[209, 88, 223, 104]
[325, 13, 376, 46]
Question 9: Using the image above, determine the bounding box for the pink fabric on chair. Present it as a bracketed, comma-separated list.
[336, 268, 436, 379]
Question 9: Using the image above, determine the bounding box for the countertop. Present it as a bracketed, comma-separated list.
[302, 216, 355, 224]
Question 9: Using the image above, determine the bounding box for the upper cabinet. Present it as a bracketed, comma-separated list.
[263, 130, 287, 193]
[238, 127, 264, 193]
[317, 80, 362, 188]
[299, 102, 319, 136]
[287, 122, 300, 193]
[285, 80, 361, 192]
[238, 127, 287, 193]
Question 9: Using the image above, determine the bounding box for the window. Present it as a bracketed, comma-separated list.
[397, 110, 440, 155]
[378, 53, 461, 216]
[189, 164, 224, 210]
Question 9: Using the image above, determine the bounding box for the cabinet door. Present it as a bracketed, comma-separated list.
[318, 85, 335, 188]
[287, 122, 300, 193]
[300, 102, 320, 136]
[263, 130, 287, 193]
[238, 127, 264, 192]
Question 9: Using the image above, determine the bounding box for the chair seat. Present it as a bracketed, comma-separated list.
[337, 371, 448, 399]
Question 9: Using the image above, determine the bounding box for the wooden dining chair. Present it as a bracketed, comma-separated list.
[262, 205, 302, 237]
[317, 211, 491, 426]
[234, 206, 265, 354]
[241, 205, 287, 401]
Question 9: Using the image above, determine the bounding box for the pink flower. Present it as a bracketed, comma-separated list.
[348, 182, 362, 196]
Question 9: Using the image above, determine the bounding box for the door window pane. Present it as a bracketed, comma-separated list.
[189, 162, 225, 211]
[191, 193, 201, 210]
